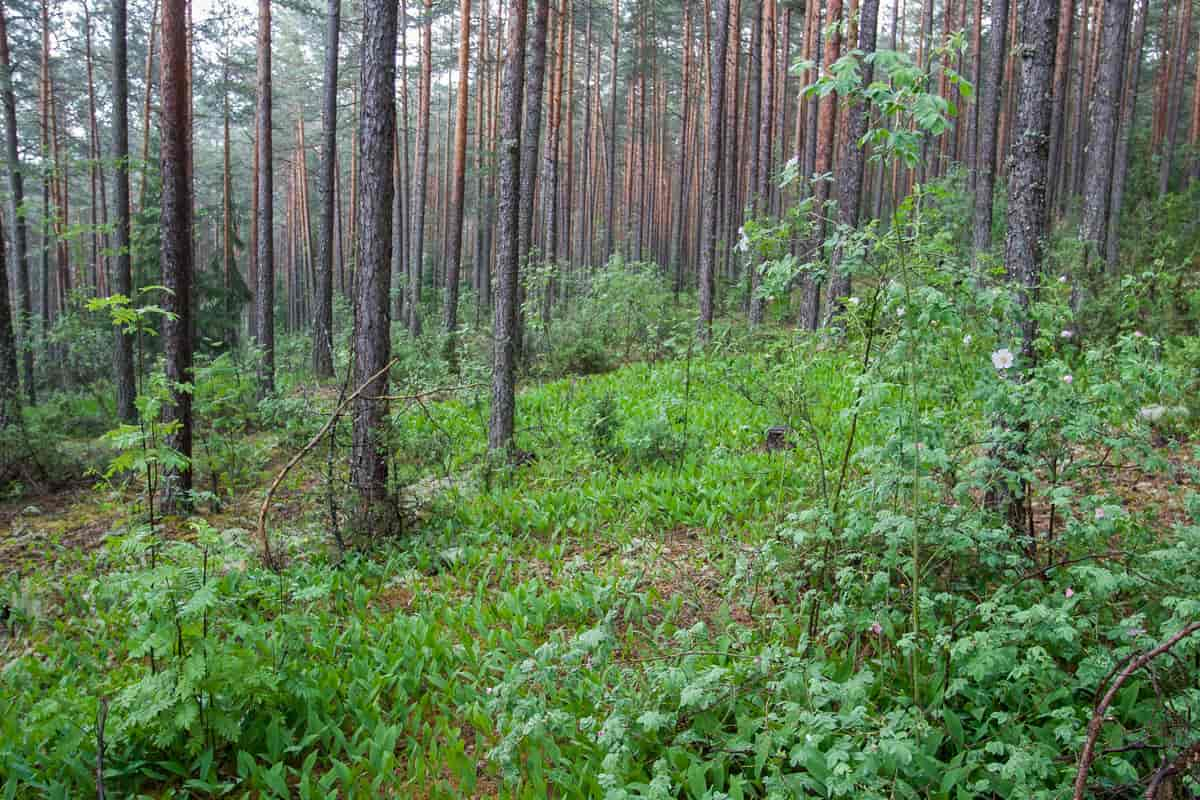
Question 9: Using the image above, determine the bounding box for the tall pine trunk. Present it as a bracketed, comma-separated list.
[698, 0, 730, 341]
[255, 0, 275, 395]
[971, 0, 1011, 263]
[408, 0, 432, 335]
[314, 0, 341, 378]
[351, 0, 398, 529]
[0, 0, 33, 404]
[443, 0, 472, 352]
[160, 0, 194, 511]
[489, 0, 527, 453]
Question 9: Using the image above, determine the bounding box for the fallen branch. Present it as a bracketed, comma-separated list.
[1145, 740, 1200, 800]
[256, 358, 399, 568]
[366, 383, 486, 403]
[1072, 620, 1200, 800]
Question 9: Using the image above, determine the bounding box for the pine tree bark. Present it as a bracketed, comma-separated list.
[603, 0, 620, 261]
[1106, 0, 1147, 265]
[971, 0, 1011, 263]
[0, 217, 17, 428]
[160, 0, 194, 511]
[443, 0, 471, 350]
[0, 0, 33, 404]
[828, 0, 880, 318]
[1157, 0, 1192, 193]
[111, 0, 135, 419]
[698, 0, 730, 341]
[255, 0, 275, 396]
[670, 0, 693, 295]
[1045, 0, 1076, 217]
[489, 0, 527, 453]
[519, 0, 550, 274]
[800, 0, 843, 330]
[351, 0, 398, 528]
[408, 0, 432, 335]
[1079, 0, 1130, 277]
[314, 0, 341, 378]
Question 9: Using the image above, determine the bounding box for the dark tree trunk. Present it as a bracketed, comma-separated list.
[489, 0, 527, 453]
[1, 0, 33, 404]
[1157, 0, 1192, 193]
[351, 0, 398, 527]
[314, 0, 341, 378]
[997, 0, 1058, 535]
[0, 218, 17, 428]
[255, 0, 275, 396]
[1106, 0, 1147, 266]
[670, 0, 692, 295]
[444, 0, 471, 351]
[698, 0, 731, 341]
[604, 0, 620, 261]
[110, 0, 136, 419]
[160, 0, 194, 511]
[408, 0, 431, 336]
[1045, 0, 1076, 217]
[1079, 0, 1131, 278]
[828, 0, 880, 319]
[519, 2, 549, 280]
[971, 0, 1011, 263]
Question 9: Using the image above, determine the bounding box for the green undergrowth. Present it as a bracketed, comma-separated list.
[3, 318, 1200, 798]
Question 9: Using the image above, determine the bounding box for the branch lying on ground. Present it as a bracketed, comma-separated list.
[256, 358, 399, 568]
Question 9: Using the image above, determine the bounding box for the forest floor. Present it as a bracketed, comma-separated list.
[3, 345, 1199, 797]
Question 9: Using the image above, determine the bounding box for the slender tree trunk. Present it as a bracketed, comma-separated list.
[314, 0, 341, 378]
[351, 0, 398, 529]
[971, 0, 1011, 263]
[1045, 0, 1076, 217]
[1157, 0, 1192, 193]
[0, 0, 33, 404]
[255, 0, 275, 396]
[0, 218, 17, 428]
[408, 0, 432, 335]
[1107, 0, 1148, 266]
[112, 0, 135, 420]
[670, 0, 693, 295]
[83, 0, 109, 296]
[1079, 0, 1131, 282]
[603, 0, 620, 260]
[444, 0, 472, 353]
[137, 0, 158, 216]
[489, 0, 527, 453]
[999, 0, 1058, 534]
[516, 0, 549, 360]
[748, 0, 770, 326]
[800, 0, 843, 330]
[828, 0, 880, 319]
[160, 0, 194, 511]
[698, 0, 730, 341]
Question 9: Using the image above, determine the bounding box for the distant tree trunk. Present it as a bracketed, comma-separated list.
[828, 0, 880, 319]
[83, 0, 109, 296]
[394, 0, 409, 322]
[1107, 0, 1148, 266]
[604, 0, 620, 261]
[137, 0, 159, 216]
[1157, 0, 1192, 193]
[800, 0, 843, 330]
[670, 0, 693, 295]
[350, 0, 398, 528]
[160, 0, 194, 512]
[0, 0, 33, 405]
[443, 0, 471, 354]
[1045, 0, 1076, 217]
[222, 66, 237, 348]
[971, 0, 1011, 264]
[472, 0, 491, 320]
[748, 0, 771, 327]
[519, 1, 549, 277]
[1079, 0, 1131, 281]
[1191, 24, 1200, 184]
[313, 0, 341, 378]
[489, 0, 527, 453]
[0, 218, 17, 428]
[255, 0, 275, 396]
[408, 0, 432, 336]
[698, 0, 731, 341]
